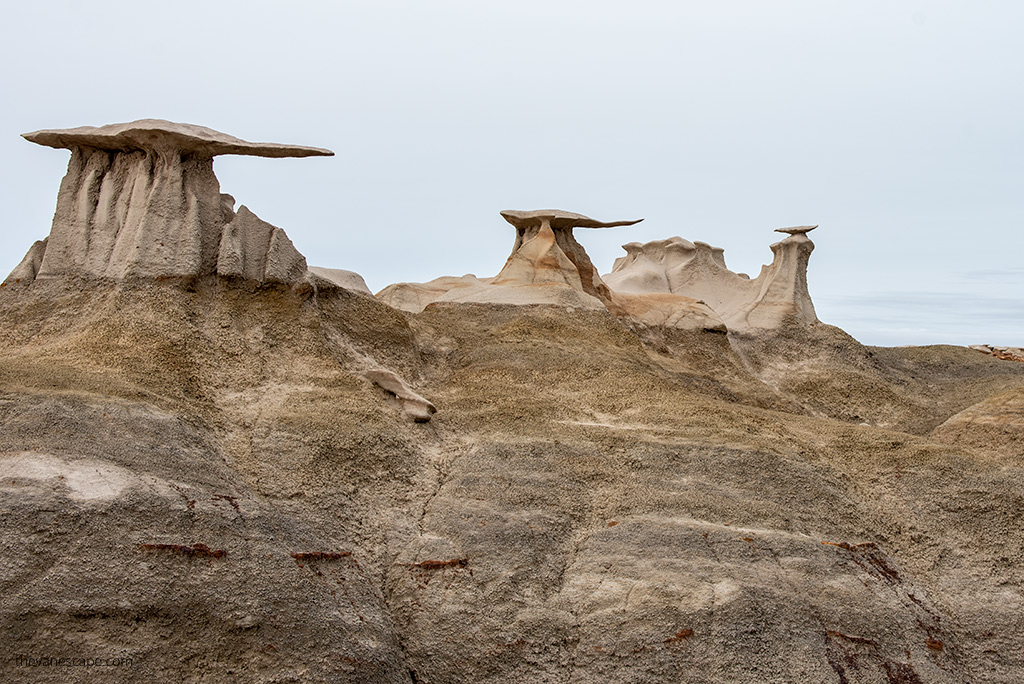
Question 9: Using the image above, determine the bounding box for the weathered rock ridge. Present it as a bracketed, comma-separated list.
[2, 121, 1024, 684]
[604, 227, 819, 332]
[2, 276, 1023, 683]
[378, 213, 819, 335]
[379, 209, 644, 313]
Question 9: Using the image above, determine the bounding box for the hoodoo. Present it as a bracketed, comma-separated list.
[491, 209, 642, 306]
[4, 119, 1024, 683]
[603, 226, 820, 331]
[6, 119, 332, 285]
[377, 209, 643, 311]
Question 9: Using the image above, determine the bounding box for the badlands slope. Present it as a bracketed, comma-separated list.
[1, 121, 1023, 683]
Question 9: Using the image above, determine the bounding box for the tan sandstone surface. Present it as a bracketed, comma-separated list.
[1, 275, 1023, 683]
[2, 121, 1024, 683]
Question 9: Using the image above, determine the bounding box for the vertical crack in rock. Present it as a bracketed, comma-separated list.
[554, 530, 586, 682]
[816, 539, 965, 682]
[381, 439, 466, 684]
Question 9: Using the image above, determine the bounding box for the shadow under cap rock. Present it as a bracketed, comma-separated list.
[7, 119, 333, 286]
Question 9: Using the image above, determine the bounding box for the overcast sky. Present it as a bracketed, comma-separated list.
[1, 1, 1020, 346]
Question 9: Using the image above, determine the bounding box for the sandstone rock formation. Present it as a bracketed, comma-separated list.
[2, 239, 47, 285]
[485, 209, 640, 306]
[378, 210, 642, 312]
[307, 267, 373, 295]
[377, 275, 491, 312]
[3, 276, 1024, 683]
[216, 205, 308, 285]
[604, 227, 820, 331]
[378, 217, 816, 336]
[5, 122, 1024, 683]
[9, 119, 332, 284]
[968, 344, 1024, 363]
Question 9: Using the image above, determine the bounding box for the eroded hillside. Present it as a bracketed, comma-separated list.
[1, 275, 1022, 683]
[2, 118, 1023, 683]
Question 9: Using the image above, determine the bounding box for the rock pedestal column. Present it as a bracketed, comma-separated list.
[9, 119, 333, 284]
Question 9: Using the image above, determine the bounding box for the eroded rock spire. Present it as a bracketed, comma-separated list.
[7, 119, 332, 284]
[491, 210, 642, 307]
[603, 226, 821, 331]
[377, 209, 643, 312]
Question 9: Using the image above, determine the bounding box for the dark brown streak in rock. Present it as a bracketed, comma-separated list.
[139, 542, 226, 559]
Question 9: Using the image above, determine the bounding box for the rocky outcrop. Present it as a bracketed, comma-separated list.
[969, 344, 1024, 363]
[2, 281, 1023, 683]
[604, 227, 820, 332]
[377, 275, 490, 313]
[363, 368, 437, 422]
[609, 291, 727, 333]
[378, 210, 642, 312]
[6, 121, 1024, 682]
[307, 267, 373, 295]
[485, 209, 640, 306]
[1, 239, 47, 286]
[11, 119, 332, 284]
[376, 217, 813, 335]
[216, 205, 308, 285]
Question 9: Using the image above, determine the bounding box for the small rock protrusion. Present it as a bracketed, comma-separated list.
[364, 369, 437, 422]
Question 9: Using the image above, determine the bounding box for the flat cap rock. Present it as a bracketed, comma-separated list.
[774, 225, 818, 235]
[500, 209, 643, 230]
[23, 119, 334, 158]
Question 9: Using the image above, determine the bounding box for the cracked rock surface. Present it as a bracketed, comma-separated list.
[1, 278, 1023, 683]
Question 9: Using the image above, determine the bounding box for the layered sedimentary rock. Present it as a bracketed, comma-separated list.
[484, 209, 639, 306]
[2, 278, 1024, 682]
[377, 274, 490, 312]
[604, 226, 819, 332]
[376, 215, 816, 334]
[9, 119, 332, 284]
[4, 127, 1024, 681]
[968, 344, 1024, 363]
[378, 209, 642, 312]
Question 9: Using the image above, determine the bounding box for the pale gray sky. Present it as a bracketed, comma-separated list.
[1, 1, 1021, 346]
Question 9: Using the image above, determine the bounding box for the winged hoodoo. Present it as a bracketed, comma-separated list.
[6, 119, 334, 286]
[377, 209, 643, 311]
[603, 226, 820, 332]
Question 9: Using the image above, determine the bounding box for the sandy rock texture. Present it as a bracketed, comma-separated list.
[378, 210, 642, 313]
[969, 344, 1024, 363]
[604, 228, 818, 331]
[3, 121, 1023, 683]
[9, 120, 331, 285]
[1, 273, 1023, 683]
[380, 215, 821, 336]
